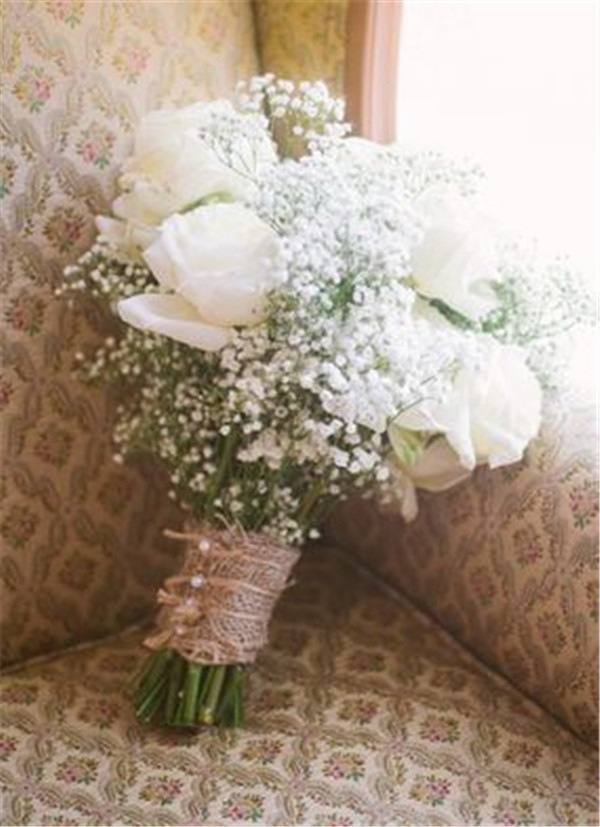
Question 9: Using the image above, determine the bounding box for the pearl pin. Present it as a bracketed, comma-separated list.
[199, 538, 212, 554]
[190, 574, 205, 589]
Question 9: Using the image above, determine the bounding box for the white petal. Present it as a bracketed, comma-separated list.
[96, 216, 126, 246]
[411, 190, 500, 321]
[117, 294, 230, 351]
[469, 344, 542, 467]
[113, 187, 169, 227]
[177, 270, 268, 327]
[393, 404, 445, 432]
[410, 438, 472, 492]
[400, 477, 419, 522]
[143, 234, 180, 291]
[96, 215, 156, 259]
[436, 393, 476, 470]
[393, 382, 477, 470]
[143, 204, 281, 327]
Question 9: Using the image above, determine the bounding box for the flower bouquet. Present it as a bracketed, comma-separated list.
[61, 76, 590, 729]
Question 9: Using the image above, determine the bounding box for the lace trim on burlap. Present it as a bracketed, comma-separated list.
[144, 523, 300, 664]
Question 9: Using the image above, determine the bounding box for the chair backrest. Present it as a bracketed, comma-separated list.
[254, 0, 347, 95]
[0, 0, 259, 666]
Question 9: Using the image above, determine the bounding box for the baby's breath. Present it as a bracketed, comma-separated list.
[61, 76, 592, 543]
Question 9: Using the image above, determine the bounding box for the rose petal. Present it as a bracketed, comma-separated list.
[143, 204, 281, 327]
[411, 189, 500, 321]
[117, 293, 230, 351]
[410, 437, 472, 492]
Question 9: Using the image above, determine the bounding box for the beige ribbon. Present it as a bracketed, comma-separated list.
[144, 523, 300, 665]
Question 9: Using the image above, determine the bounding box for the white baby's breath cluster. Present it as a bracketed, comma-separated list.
[236, 74, 349, 159]
[60, 76, 592, 541]
[483, 241, 595, 388]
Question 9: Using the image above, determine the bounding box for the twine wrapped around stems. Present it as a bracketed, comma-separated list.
[145, 523, 300, 665]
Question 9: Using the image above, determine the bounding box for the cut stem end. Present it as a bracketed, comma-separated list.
[132, 650, 244, 729]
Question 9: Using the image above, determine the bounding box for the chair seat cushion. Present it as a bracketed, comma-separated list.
[1, 548, 597, 826]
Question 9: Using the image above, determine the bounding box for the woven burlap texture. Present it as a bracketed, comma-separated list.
[145, 524, 301, 664]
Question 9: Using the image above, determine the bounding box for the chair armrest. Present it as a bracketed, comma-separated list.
[327, 387, 599, 744]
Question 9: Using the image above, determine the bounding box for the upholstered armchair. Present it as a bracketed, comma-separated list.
[1, 2, 597, 825]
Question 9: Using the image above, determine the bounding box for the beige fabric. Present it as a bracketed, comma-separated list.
[0, 548, 597, 826]
[328, 388, 599, 746]
[254, 0, 348, 95]
[0, 0, 259, 666]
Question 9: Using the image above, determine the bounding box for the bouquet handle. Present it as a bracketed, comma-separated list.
[132, 523, 300, 727]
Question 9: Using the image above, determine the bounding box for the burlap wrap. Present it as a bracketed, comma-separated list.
[144, 523, 300, 665]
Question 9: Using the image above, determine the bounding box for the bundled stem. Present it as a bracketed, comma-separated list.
[132, 651, 244, 728]
[130, 522, 299, 729]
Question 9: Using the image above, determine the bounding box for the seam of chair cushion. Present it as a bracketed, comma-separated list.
[329, 543, 599, 753]
[0, 618, 153, 677]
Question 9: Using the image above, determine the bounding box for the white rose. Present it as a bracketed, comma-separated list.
[127, 100, 234, 159]
[410, 188, 500, 321]
[96, 100, 277, 258]
[387, 433, 472, 521]
[117, 203, 283, 351]
[393, 338, 542, 470]
[95, 215, 156, 261]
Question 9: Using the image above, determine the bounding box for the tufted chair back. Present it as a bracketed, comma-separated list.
[0, 0, 259, 666]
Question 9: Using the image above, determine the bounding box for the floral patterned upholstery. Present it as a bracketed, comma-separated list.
[1, 549, 598, 827]
[0, 0, 258, 666]
[254, 0, 348, 95]
[328, 386, 599, 746]
[1, 2, 598, 824]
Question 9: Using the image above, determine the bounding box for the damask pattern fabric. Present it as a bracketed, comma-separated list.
[328, 387, 599, 746]
[1, 549, 597, 826]
[254, 0, 348, 95]
[0, 0, 259, 666]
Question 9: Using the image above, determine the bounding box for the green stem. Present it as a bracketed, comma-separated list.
[296, 479, 325, 527]
[129, 648, 172, 697]
[309, 493, 337, 530]
[200, 665, 227, 725]
[196, 664, 213, 710]
[164, 654, 186, 725]
[182, 663, 204, 726]
[216, 665, 243, 724]
[205, 430, 237, 519]
[132, 654, 245, 728]
[135, 673, 169, 722]
[216, 667, 236, 721]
